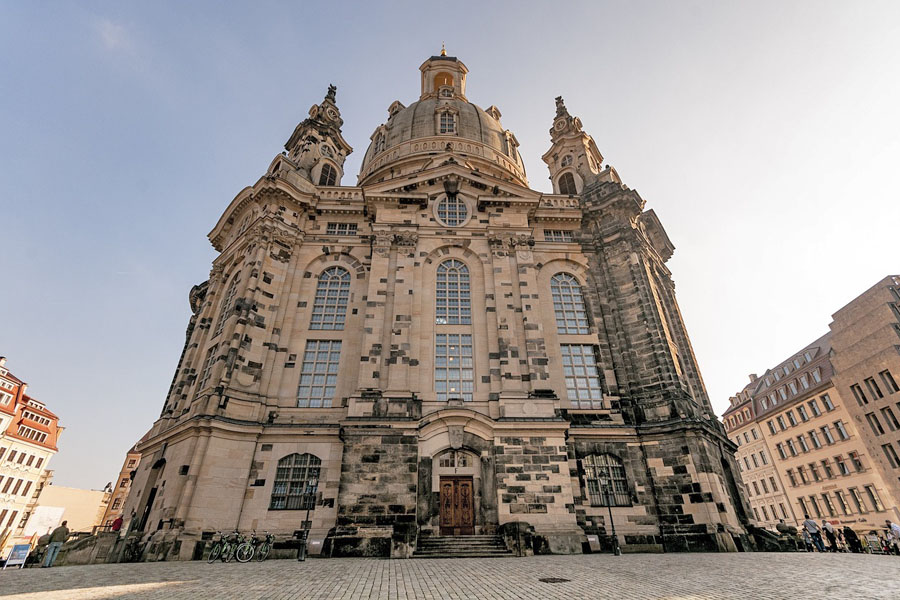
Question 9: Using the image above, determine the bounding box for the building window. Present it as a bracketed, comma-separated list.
[752, 454, 759, 468]
[797, 466, 808, 484]
[865, 485, 885, 511]
[798, 497, 808, 515]
[436, 195, 467, 227]
[770, 476, 779, 492]
[797, 406, 809, 422]
[435, 334, 474, 402]
[880, 370, 899, 394]
[583, 454, 630, 507]
[197, 345, 218, 392]
[809, 430, 821, 449]
[761, 505, 769, 520]
[848, 451, 864, 472]
[786, 439, 797, 456]
[326, 222, 358, 236]
[544, 229, 574, 242]
[318, 163, 337, 186]
[820, 395, 833, 412]
[561, 344, 604, 409]
[848, 487, 866, 513]
[820, 425, 835, 444]
[834, 490, 851, 515]
[752, 481, 760, 495]
[787, 411, 798, 426]
[808, 495, 822, 518]
[834, 421, 849, 440]
[777, 416, 787, 431]
[880, 407, 900, 431]
[799, 374, 809, 389]
[835, 456, 850, 476]
[809, 462, 821, 481]
[119, 477, 128, 488]
[865, 377, 884, 400]
[866, 412, 885, 436]
[788, 381, 798, 395]
[768, 420, 777, 435]
[560, 155, 573, 167]
[786, 469, 796, 486]
[435, 260, 472, 325]
[269, 453, 321, 510]
[0, 392, 12, 406]
[850, 384, 868, 406]
[438, 450, 470, 468]
[558, 172, 577, 195]
[821, 459, 834, 478]
[751, 428, 758, 440]
[811, 368, 822, 383]
[551, 273, 589, 334]
[797, 435, 809, 453]
[881, 443, 900, 469]
[310, 267, 351, 330]
[297, 340, 341, 408]
[213, 272, 241, 338]
[760, 450, 768, 465]
[761, 479, 769, 493]
[111, 498, 122, 510]
[439, 111, 456, 134]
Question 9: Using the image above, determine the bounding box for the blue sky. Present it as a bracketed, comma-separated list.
[2, 1, 898, 489]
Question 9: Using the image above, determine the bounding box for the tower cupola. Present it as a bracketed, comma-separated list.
[282, 85, 353, 186]
[542, 96, 616, 195]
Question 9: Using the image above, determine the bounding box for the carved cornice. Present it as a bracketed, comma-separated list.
[487, 232, 535, 248]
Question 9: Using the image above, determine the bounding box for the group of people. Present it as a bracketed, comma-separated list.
[798, 516, 900, 555]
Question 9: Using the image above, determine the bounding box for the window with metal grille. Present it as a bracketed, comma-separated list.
[213, 273, 241, 338]
[310, 267, 351, 330]
[561, 344, 604, 409]
[439, 111, 456, 134]
[435, 260, 471, 325]
[269, 453, 321, 510]
[583, 454, 630, 507]
[297, 340, 341, 407]
[544, 230, 574, 242]
[435, 334, 473, 401]
[318, 163, 337, 186]
[558, 172, 577, 195]
[436, 195, 467, 226]
[551, 273, 589, 334]
[325, 222, 357, 236]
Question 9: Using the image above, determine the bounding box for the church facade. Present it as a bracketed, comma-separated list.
[123, 53, 750, 559]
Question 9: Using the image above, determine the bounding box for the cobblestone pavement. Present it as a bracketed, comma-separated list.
[2, 554, 899, 600]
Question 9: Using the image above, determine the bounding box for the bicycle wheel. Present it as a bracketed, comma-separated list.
[235, 542, 254, 563]
[256, 543, 270, 561]
[207, 543, 222, 564]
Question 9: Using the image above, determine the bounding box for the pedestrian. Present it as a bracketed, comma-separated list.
[801, 529, 813, 552]
[885, 520, 900, 555]
[802, 515, 825, 552]
[42, 520, 69, 567]
[822, 520, 838, 552]
[843, 526, 862, 553]
[111, 515, 124, 532]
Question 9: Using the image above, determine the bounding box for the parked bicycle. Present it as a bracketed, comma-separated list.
[207, 530, 243, 563]
[235, 531, 275, 562]
[122, 536, 145, 563]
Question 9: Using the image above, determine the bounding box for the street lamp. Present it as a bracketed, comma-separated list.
[297, 476, 319, 562]
[599, 477, 621, 556]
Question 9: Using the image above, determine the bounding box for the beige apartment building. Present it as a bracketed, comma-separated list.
[721, 389, 793, 529]
[723, 277, 900, 536]
[100, 445, 141, 528]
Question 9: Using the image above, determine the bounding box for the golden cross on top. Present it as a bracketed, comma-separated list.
[440, 42, 447, 56]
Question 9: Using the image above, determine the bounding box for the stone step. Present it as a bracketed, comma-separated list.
[413, 535, 513, 558]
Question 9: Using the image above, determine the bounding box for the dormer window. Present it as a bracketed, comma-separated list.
[439, 111, 456, 134]
[561, 155, 573, 167]
[440, 87, 453, 98]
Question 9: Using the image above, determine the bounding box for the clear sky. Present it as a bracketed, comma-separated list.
[2, 1, 898, 489]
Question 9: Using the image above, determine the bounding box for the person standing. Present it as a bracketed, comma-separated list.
[111, 516, 124, 532]
[42, 521, 69, 567]
[801, 529, 813, 552]
[802, 515, 825, 552]
[822, 520, 838, 552]
[886, 520, 900, 555]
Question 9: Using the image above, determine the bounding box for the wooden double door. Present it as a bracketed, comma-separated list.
[439, 476, 474, 535]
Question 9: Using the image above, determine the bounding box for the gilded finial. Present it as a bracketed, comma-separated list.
[440, 42, 447, 56]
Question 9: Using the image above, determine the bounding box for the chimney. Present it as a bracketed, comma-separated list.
[749, 373, 758, 382]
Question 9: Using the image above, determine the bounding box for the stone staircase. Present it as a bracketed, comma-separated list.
[413, 535, 513, 558]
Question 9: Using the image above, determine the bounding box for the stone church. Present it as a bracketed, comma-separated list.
[124, 52, 750, 559]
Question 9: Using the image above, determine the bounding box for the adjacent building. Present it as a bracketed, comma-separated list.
[0, 357, 62, 555]
[22, 485, 110, 537]
[723, 276, 900, 535]
[123, 52, 749, 560]
[100, 444, 142, 528]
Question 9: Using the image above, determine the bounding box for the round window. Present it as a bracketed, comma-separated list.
[436, 195, 468, 227]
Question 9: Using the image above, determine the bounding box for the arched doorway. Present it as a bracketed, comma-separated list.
[433, 449, 479, 535]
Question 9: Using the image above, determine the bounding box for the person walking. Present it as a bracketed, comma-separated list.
[42, 521, 69, 567]
[885, 520, 900, 555]
[802, 515, 825, 552]
[822, 520, 838, 552]
[801, 529, 813, 552]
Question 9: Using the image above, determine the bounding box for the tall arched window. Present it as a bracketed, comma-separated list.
[269, 453, 321, 510]
[435, 260, 471, 325]
[310, 266, 351, 330]
[318, 163, 337, 186]
[558, 172, 577, 195]
[583, 454, 630, 506]
[551, 273, 589, 334]
[213, 272, 241, 338]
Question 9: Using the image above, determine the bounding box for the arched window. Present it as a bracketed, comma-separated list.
[551, 273, 589, 334]
[439, 111, 456, 134]
[269, 453, 321, 510]
[583, 454, 630, 506]
[558, 172, 577, 195]
[213, 272, 241, 338]
[310, 266, 351, 330]
[435, 260, 471, 325]
[318, 163, 337, 186]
